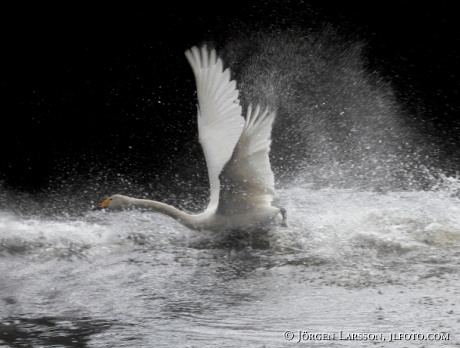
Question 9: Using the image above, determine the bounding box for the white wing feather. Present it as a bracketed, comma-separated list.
[185, 46, 245, 212]
[217, 105, 276, 216]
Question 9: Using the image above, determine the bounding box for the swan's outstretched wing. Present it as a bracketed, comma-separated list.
[217, 105, 276, 216]
[185, 46, 244, 212]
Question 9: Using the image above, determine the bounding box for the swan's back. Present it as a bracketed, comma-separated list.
[217, 105, 277, 216]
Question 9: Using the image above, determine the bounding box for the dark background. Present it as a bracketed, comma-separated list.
[2, 1, 460, 193]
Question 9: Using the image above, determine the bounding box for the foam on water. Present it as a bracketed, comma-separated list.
[0, 208, 189, 259]
[2, 179, 459, 267]
[1, 25, 460, 345]
[1, 180, 460, 346]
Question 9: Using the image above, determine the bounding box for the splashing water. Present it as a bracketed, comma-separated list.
[1, 28, 460, 346]
[219, 28, 458, 190]
[1, 177, 460, 346]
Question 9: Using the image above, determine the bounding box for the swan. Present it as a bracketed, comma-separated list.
[99, 46, 286, 231]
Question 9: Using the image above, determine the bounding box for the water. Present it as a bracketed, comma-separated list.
[1, 183, 459, 347]
[2, 25, 460, 347]
[218, 28, 453, 191]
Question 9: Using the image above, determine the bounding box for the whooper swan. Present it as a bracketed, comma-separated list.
[99, 46, 286, 231]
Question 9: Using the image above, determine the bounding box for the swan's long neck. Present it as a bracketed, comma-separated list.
[130, 198, 201, 229]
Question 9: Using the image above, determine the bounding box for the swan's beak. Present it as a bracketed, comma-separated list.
[99, 198, 111, 209]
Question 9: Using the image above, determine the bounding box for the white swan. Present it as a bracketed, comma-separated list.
[99, 46, 286, 231]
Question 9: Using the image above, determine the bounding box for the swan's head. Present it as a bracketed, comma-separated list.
[99, 194, 132, 210]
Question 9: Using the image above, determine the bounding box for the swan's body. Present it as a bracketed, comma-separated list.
[99, 46, 285, 231]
